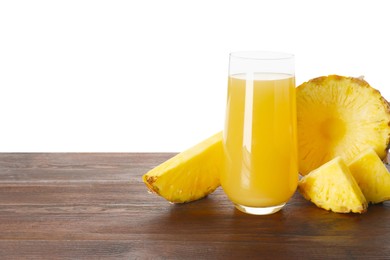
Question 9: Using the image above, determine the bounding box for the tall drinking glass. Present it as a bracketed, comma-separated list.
[221, 51, 298, 215]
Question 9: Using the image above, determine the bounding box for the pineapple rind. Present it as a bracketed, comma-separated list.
[297, 75, 390, 175]
[298, 157, 368, 213]
[142, 132, 223, 203]
[348, 148, 390, 204]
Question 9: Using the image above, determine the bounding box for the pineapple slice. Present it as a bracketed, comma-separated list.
[142, 132, 223, 203]
[297, 75, 390, 175]
[348, 148, 390, 204]
[298, 157, 367, 213]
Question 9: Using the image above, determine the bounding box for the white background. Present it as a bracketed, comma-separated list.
[1, 0, 389, 152]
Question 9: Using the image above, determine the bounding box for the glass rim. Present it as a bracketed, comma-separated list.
[229, 51, 294, 61]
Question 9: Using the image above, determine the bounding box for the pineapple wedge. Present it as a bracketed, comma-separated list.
[348, 148, 390, 204]
[298, 157, 367, 213]
[297, 75, 390, 175]
[143, 132, 223, 203]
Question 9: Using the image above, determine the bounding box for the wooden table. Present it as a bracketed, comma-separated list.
[0, 153, 389, 259]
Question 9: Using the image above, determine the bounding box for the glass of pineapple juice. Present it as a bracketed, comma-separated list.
[221, 51, 298, 215]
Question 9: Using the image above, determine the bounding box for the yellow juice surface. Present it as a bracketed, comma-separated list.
[222, 73, 298, 207]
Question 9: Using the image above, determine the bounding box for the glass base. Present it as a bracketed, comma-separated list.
[234, 203, 286, 215]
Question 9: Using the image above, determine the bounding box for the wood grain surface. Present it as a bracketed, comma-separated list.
[0, 153, 389, 259]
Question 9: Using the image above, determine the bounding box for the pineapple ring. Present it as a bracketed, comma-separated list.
[297, 75, 390, 175]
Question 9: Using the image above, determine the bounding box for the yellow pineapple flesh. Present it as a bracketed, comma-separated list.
[297, 75, 390, 175]
[142, 132, 223, 203]
[348, 148, 390, 204]
[298, 157, 367, 213]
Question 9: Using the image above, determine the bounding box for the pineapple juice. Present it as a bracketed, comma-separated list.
[222, 73, 298, 208]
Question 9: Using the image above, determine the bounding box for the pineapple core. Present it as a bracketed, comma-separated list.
[320, 117, 346, 142]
